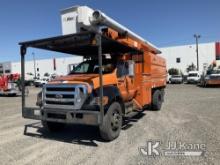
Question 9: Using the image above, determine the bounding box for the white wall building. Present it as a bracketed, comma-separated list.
[1, 42, 220, 77]
[160, 42, 220, 75]
[0, 56, 83, 77]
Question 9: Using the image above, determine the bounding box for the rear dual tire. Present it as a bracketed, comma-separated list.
[152, 89, 164, 111]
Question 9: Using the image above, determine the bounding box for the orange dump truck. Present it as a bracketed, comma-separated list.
[19, 6, 166, 141]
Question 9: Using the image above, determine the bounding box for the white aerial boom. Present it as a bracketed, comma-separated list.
[61, 6, 161, 54]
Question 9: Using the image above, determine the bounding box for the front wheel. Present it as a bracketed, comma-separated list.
[99, 102, 122, 141]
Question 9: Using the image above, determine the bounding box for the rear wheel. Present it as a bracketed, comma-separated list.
[152, 89, 163, 110]
[99, 102, 122, 141]
[41, 121, 65, 132]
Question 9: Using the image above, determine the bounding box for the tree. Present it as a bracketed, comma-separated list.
[44, 72, 50, 77]
[186, 63, 196, 72]
[168, 68, 179, 75]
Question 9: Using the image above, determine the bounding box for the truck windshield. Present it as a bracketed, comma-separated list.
[210, 70, 220, 74]
[69, 59, 116, 74]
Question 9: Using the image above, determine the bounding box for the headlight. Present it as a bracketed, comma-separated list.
[74, 86, 88, 109]
[90, 96, 109, 106]
[75, 87, 85, 103]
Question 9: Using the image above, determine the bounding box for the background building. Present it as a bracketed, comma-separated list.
[0, 56, 82, 77]
[1, 42, 220, 77]
[161, 42, 220, 75]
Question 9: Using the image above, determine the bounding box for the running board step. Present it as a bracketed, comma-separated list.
[124, 111, 139, 118]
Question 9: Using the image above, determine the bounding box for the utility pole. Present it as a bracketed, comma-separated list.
[194, 34, 201, 71]
[32, 52, 36, 79]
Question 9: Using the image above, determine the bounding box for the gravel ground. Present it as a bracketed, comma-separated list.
[0, 85, 220, 165]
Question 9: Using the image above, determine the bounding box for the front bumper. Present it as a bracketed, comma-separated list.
[187, 79, 199, 83]
[170, 80, 182, 83]
[0, 89, 20, 95]
[22, 107, 101, 126]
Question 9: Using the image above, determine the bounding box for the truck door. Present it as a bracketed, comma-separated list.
[116, 61, 136, 101]
[125, 73, 136, 100]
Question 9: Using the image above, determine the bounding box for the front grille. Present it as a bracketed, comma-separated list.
[46, 94, 75, 99]
[45, 101, 74, 105]
[46, 87, 75, 92]
[43, 84, 88, 110]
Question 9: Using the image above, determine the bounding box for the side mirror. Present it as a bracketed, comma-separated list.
[128, 60, 135, 77]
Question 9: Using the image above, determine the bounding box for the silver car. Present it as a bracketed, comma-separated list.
[170, 75, 183, 84]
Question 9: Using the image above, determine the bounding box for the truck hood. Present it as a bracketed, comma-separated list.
[51, 74, 99, 83]
[48, 72, 117, 90]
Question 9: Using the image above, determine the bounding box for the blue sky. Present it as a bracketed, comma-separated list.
[0, 0, 220, 62]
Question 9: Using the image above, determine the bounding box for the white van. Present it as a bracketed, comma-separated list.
[187, 71, 200, 84]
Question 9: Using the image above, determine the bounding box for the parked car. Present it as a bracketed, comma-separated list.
[25, 73, 35, 86]
[187, 71, 200, 84]
[200, 69, 220, 87]
[34, 77, 49, 87]
[170, 75, 183, 84]
[167, 74, 171, 84]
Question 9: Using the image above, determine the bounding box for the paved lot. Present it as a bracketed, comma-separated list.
[0, 85, 220, 165]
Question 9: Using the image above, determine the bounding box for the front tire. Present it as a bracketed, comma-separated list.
[41, 121, 65, 132]
[99, 102, 122, 141]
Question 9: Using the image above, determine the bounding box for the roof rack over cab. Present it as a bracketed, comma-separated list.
[19, 32, 143, 56]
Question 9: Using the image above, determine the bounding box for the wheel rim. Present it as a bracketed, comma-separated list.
[111, 109, 121, 132]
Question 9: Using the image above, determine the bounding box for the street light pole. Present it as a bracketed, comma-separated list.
[194, 34, 201, 71]
[32, 52, 36, 78]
